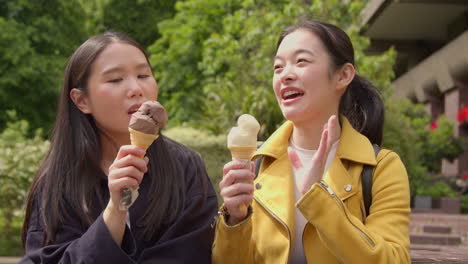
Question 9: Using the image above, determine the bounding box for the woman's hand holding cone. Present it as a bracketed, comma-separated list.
[219, 160, 255, 225]
[107, 145, 148, 213]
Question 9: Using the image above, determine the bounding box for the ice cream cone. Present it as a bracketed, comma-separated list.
[120, 128, 159, 211]
[228, 146, 256, 160]
[129, 127, 159, 155]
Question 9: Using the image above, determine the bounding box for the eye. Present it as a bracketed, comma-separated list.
[138, 74, 150, 79]
[108, 78, 123, 83]
[273, 64, 283, 71]
[297, 58, 309, 64]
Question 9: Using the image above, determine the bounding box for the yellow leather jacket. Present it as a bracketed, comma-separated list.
[212, 117, 411, 263]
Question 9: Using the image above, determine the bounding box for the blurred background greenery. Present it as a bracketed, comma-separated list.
[0, 0, 465, 256]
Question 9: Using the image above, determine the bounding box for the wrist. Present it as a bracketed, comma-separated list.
[104, 201, 127, 220]
[220, 205, 252, 226]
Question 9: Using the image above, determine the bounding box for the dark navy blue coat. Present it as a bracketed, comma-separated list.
[20, 140, 218, 264]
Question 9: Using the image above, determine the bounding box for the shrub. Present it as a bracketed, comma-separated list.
[460, 195, 468, 214]
[0, 111, 49, 255]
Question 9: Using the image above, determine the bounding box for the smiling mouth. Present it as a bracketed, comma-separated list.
[282, 90, 304, 100]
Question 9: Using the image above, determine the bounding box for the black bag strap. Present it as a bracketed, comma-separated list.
[254, 155, 264, 179]
[253, 143, 380, 218]
[362, 144, 380, 218]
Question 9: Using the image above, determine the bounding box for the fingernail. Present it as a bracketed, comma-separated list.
[144, 156, 149, 164]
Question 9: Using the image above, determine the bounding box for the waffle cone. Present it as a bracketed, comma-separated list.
[129, 127, 159, 153]
[228, 145, 256, 160]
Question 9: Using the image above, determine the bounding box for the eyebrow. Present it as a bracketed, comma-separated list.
[274, 49, 316, 60]
[101, 62, 150, 75]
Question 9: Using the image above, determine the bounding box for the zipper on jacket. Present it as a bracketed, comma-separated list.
[318, 181, 376, 248]
[254, 197, 292, 263]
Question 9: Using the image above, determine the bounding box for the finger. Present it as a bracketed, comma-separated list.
[108, 177, 139, 192]
[315, 129, 329, 162]
[109, 166, 144, 185]
[223, 160, 250, 176]
[327, 115, 340, 144]
[115, 145, 146, 160]
[220, 182, 255, 198]
[224, 194, 254, 215]
[110, 154, 148, 174]
[219, 169, 254, 189]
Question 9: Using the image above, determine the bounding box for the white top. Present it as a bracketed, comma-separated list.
[126, 212, 131, 229]
[288, 138, 340, 264]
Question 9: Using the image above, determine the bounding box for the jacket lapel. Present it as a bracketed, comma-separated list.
[253, 121, 295, 238]
[324, 117, 378, 201]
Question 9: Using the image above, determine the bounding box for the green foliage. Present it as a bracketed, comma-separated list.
[0, 111, 49, 255]
[460, 194, 468, 214]
[164, 126, 230, 201]
[0, 0, 89, 134]
[383, 98, 427, 196]
[149, 0, 241, 125]
[397, 100, 464, 172]
[151, 0, 396, 140]
[414, 180, 458, 198]
[383, 98, 464, 196]
[100, 0, 177, 48]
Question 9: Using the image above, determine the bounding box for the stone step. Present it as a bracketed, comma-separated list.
[423, 225, 452, 234]
[411, 233, 462, 246]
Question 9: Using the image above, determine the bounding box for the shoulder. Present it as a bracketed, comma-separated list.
[373, 148, 409, 187]
[162, 135, 204, 166]
[375, 148, 404, 168]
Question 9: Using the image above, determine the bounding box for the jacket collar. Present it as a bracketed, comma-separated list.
[252, 116, 378, 226]
[254, 116, 377, 166]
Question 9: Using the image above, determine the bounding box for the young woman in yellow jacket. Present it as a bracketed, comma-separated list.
[212, 20, 411, 264]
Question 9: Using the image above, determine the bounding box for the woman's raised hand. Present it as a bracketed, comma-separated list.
[219, 161, 255, 225]
[291, 115, 341, 195]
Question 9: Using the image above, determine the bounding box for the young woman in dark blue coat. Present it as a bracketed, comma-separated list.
[20, 32, 218, 264]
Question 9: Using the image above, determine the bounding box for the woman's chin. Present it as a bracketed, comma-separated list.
[282, 109, 304, 123]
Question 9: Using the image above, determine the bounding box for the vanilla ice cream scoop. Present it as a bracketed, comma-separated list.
[227, 114, 260, 147]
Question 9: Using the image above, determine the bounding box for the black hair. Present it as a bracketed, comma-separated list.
[277, 20, 384, 145]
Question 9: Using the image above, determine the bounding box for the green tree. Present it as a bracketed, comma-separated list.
[0, 0, 90, 134]
[148, 0, 243, 125]
[100, 0, 177, 48]
[0, 112, 49, 255]
[151, 0, 396, 139]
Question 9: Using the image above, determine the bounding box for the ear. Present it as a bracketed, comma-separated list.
[335, 63, 355, 93]
[70, 88, 92, 114]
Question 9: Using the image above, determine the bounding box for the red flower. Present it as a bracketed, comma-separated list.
[463, 175, 468, 180]
[430, 121, 437, 130]
[458, 105, 468, 123]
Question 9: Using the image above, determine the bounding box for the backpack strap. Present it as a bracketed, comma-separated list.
[254, 155, 264, 179]
[362, 144, 381, 218]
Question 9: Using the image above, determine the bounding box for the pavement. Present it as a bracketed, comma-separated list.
[0, 257, 20, 264]
[411, 245, 468, 263]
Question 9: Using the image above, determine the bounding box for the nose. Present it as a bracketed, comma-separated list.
[127, 78, 143, 98]
[280, 64, 296, 83]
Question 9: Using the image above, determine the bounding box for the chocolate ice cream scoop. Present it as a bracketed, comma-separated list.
[129, 101, 168, 135]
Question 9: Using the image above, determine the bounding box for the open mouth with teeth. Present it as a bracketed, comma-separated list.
[283, 90, 304, 100]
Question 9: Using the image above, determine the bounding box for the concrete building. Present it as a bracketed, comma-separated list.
[361, 0, 468, 177]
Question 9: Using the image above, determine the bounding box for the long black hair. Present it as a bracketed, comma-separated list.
[277, 20, 384, 145]
[22, 32, 185, 246]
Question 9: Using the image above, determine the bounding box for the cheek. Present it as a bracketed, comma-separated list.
[272, 76, 281, 96]
[149, 79, 159, 100]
